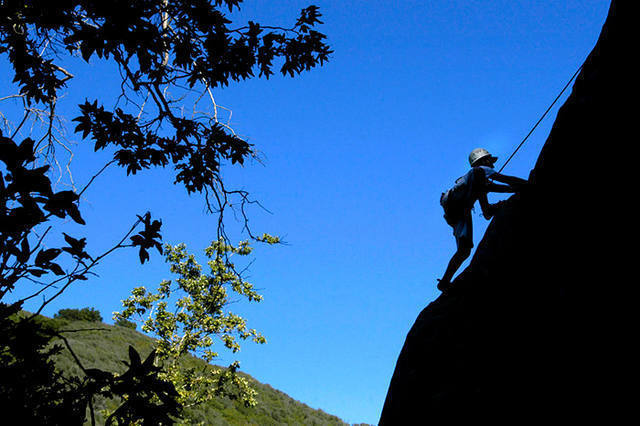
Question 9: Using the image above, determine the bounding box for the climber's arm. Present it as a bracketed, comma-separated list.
[491, 172, 529, 188]
[486, 182, 515, 193]
[478, 192, 494, 219]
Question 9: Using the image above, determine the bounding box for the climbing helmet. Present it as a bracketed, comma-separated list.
[469, 148, 498, 167]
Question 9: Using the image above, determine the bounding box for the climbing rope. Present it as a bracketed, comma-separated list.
[498, 64, 584, 173]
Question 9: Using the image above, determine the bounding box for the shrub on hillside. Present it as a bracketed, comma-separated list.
[54, 308, 103, 323]
[115, 318, 137, 330]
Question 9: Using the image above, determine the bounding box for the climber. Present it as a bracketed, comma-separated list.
[437, 148, 529, 292]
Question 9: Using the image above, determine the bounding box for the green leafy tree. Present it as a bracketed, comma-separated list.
[115, 237, 278, 409]
[1, 0, 330, 422]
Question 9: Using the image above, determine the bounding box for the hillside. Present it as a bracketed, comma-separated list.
[380, 1, 630, 424]
[37, 314, 348, 425]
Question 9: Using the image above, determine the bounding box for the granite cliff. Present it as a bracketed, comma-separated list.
[380, 1, 631, 423]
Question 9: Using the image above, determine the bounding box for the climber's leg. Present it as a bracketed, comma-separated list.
[439, 213, 473, 290]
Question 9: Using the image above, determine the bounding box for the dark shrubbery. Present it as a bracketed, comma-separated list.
[54, 307, 103, 323]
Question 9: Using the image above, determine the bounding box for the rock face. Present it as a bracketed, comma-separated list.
[380, 1, 631, 423]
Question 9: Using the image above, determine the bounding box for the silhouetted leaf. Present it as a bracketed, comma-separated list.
[128, 345, 142, 368]
[61, 233, 90, 260]
[48, 263, 65, 276]
[35, 248, 62, 266]
[139, 248, 150, 264]
[67, 204, 85, 225]
[27, 268, 47, 277]
[142, 349, 157, 370]
[18, 236, 30, 264]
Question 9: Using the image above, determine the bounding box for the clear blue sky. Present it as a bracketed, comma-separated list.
[3, 1, 611, 424]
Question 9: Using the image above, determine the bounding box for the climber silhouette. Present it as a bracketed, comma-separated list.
[438, 148, 528, 292]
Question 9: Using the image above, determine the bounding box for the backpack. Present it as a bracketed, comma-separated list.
[440, 173, 472, 226]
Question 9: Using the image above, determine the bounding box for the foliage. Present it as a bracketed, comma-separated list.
[1, 0, 330, 314]
[1, 306, 180, 425]
[55, 307, 103, 322]
[1, 0, 331, 229]
[0, 129, 167, 423]
[115, 238, 276, 409]
[47, 313, 348, 425]
[1, 0, 330, 421]
[0, 129, 164, 312]
[0, 303, 86, 423]
[98, 346, 181, 425]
